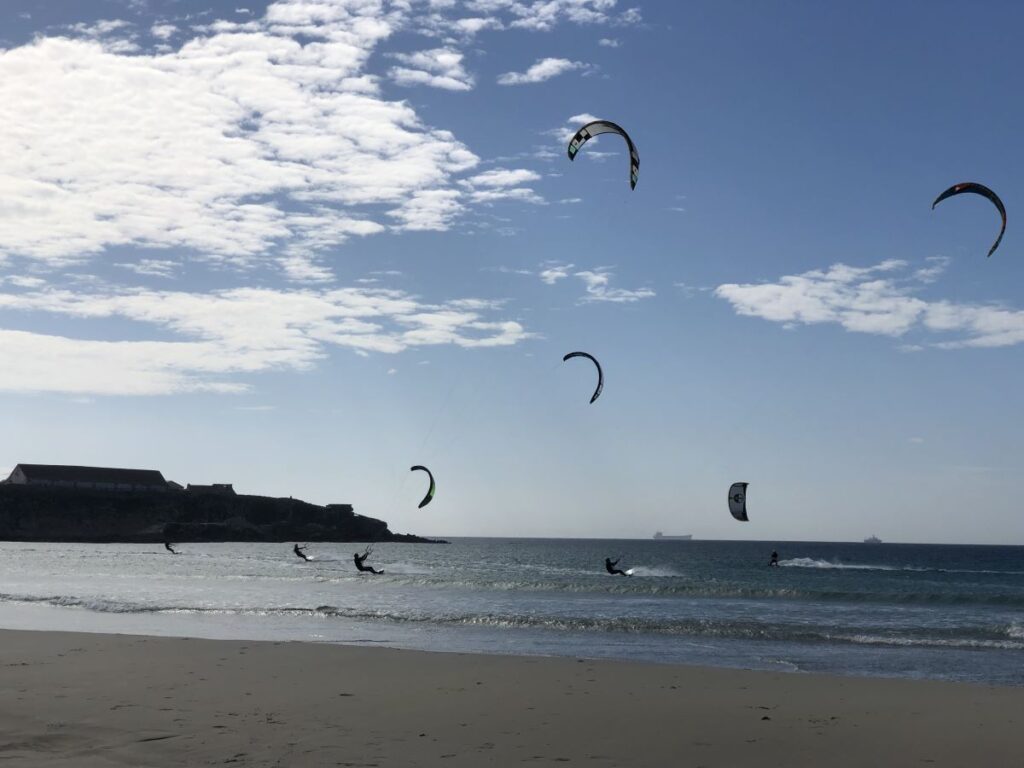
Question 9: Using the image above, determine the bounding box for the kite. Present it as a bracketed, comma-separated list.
[562, 351, 603, 404]
[567, 120, 639, 190]
[728, 482, 749, 522]
[932, 182, 1006, 257]
[410, 465, 435, 509]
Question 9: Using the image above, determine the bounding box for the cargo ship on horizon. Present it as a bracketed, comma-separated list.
[653, 531, 692, 540]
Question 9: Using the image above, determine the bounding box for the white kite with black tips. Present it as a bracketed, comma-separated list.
[567, 119, 639, 190]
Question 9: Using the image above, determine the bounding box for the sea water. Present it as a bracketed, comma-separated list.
[0, 538, 1021, 684]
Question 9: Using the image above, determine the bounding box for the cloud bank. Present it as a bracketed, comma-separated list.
[0, 285, 531, 395]
[715, 259, 1024, 349]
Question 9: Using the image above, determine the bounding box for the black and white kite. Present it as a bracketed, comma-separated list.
[567, 120, 639, 190]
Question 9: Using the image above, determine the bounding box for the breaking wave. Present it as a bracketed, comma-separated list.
[3, 591, 1022, 653]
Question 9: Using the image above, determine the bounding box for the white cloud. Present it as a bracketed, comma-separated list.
[673, 282, 697, 298]
[150, 23, 177, 40]
[278, 254, 335, 284]
[465, 0, 640, 31]
[65, 19, 141, 53]
[914, 256, 950, 284]
[0, 284, 533, 396]
[389, 189, 464, 231]
[115, 259, 179, 279]
[575, 270, 654, 303]
[908, 436, 925, 444]
[539, 263, 574, 284]
[389, 47, 474, 91]
[461, 168, 545, 205]
[598, 37, 620, 47]
[1, 275, 47, 289]
[466, 168, 541, 187]
[498, 57, 587, 85]
[716, 259, 1024, 349]
[538, 263, 652, 302]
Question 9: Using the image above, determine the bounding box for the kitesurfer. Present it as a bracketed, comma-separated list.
[769, 550, 779, 567]
[354, 547, 383, 575]
[293, 543, 310, 562]
[164, 542, 178, 555]
[605, 557, 628, 577]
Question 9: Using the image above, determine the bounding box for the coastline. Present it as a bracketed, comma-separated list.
[1, 628, 1021, 767]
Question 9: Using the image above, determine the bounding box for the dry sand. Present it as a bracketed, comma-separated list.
[0, 628, 1021, 767]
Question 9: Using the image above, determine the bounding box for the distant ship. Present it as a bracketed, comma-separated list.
[863, 535, 882, 544]
[653, 532, 692, 540]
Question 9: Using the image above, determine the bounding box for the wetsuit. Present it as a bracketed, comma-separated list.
[769, 551, 779, 567]
[605, 557, 628, 576]
[294, 544, 310, 562]
[354, 551, 383, 575]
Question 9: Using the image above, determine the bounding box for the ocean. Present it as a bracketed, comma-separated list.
[0, 538, 1021, 685]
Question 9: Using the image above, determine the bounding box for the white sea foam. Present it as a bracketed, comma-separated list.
[836, 633, 1024, 651]
[779, 557, 911, 571]
[626, 565, 684, 577]
[779, 558, 1024, 576]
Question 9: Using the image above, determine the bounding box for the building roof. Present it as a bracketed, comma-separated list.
[186, 483, 235, 493]
[13, 464, 167, 486]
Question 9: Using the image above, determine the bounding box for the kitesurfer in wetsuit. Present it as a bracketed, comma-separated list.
[354, 547, 383, 575]
[164, 542, 178, 555]
[293, 544, 310, 562]
[605, 557, 628, 577]
[769, 550, 779, 567]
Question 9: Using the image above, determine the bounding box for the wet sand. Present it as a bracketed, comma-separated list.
[0, 628, 1020, 767]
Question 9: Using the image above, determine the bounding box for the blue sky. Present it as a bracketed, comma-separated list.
[1, 0, 1023, 543]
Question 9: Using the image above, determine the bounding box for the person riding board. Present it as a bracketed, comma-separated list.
[605, 557, 629, 577]
[353, 547, 383, 575]
[769, 550, 779, 567]
[293, 543, 310, 562]
[164, 542, 178, 555]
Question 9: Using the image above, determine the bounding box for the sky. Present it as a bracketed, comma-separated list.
[1, 0, 1023, 544]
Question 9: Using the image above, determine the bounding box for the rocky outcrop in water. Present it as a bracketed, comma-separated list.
[0, 485, 439, 543]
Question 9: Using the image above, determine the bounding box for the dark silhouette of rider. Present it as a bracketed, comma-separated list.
[605, 557, 628, 576]
[354, 547, 383, 575]
[769, 550, 779, 567]
[293, 543, 310, 561]
[164, 542, 178, 555]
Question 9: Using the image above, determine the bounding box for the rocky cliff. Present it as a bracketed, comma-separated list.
[0, 485, 438, 543]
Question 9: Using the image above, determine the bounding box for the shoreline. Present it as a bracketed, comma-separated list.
[1, 628, 1022, 767]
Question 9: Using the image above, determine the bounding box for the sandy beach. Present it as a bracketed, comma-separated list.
[0, 629, 1019, 767]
